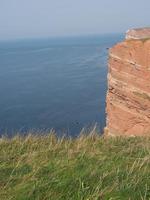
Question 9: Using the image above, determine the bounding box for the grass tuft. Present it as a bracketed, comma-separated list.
[0, 128, 150, 200]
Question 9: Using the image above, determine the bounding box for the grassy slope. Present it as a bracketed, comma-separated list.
[0, 130, 150, 200]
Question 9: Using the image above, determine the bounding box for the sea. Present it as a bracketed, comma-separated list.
[0, 34, 123, 136]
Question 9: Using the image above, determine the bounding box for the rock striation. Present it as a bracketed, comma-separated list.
[106, 28, 150, 136]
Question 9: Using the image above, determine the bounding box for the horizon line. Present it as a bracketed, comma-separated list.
[0, 31, 124, 43]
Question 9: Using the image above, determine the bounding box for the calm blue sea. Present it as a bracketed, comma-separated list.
[0, 34, 123, 136]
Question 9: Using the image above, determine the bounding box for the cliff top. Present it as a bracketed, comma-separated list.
[126, 27, 150, 40]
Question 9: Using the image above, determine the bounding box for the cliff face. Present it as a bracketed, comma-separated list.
[106, 28, 150, 136]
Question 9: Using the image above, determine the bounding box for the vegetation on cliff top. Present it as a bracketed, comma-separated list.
[0, 128, 150, 200]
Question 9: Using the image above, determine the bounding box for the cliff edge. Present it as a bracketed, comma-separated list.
[106, 27, 150, 136]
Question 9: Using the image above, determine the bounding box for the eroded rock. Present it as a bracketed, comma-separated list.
[106, 28, 150, 136]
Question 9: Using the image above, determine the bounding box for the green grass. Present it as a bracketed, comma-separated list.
[126, 38, 150, 43]
[0, 128, 150, 200]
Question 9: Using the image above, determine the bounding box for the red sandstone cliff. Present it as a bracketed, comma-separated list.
[106, 28, 150, 136]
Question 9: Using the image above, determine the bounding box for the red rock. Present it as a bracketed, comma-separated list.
[106, 28, 150, 136]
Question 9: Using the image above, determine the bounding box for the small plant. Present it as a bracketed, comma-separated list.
[0, 129, 150, 200]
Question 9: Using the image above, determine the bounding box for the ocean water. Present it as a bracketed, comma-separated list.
[0, 34, 123, 136]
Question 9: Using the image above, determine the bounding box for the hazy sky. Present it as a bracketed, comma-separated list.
[0, 0, 150, 40]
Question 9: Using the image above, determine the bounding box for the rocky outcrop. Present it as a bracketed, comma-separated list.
[126, 27, 150, 40]
[106, 28, 150, 136]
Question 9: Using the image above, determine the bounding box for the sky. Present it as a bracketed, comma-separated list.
[0, 0, 150, 40]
